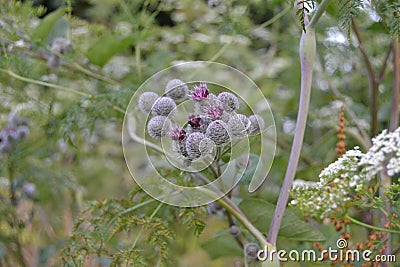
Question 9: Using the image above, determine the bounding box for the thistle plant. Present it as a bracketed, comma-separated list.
[1, 0, 399, 266]
[139, 81, 265, 165]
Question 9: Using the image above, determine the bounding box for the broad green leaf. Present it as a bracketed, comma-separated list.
[86, 33, 121, 67]
[86, 33, 143, 66]
[32, 8, 67, 44]
[239, 198, 326, 242]
[200, 231, 242, 259]
[45, 17, 69, 45]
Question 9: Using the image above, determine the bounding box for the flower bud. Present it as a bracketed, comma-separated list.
[229, 225, 241, 237]
[185, 132, 206, 159]
[138, 92, 159, 114]
[218, 92, 239, 112]
[247, 114, 265, 135]
[151, 97, 177, 117]
[165, 79, 188, 101]
[244, 243, 260, 260]
[199, 137, 216, 155]
[227, 114, 250, 139]
[206, 120, 230, 147]
[147, 116, 171, 140]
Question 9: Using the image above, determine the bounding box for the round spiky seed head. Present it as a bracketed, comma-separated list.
[244, 243, 260, 260]
[206, 120, 230, 147]
[248, 114, 265, 135]
[172, 139, 188, 157]
[138, 92, 159, 114]
[151, 97, 177, 117]
[218, 92, 239, 112]
[147, 116, 171, 140]
[185, 132, 206, 159]
[199, 137, 216, 155]
[229, 225, 241, 237]
[227, 114, 250, 139]
[165, 79, 189, 101]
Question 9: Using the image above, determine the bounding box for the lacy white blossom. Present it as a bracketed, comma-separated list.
[359, 127, 400, 179]
[291, 127, 400, 220]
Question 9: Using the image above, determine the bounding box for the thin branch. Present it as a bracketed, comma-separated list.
[253, 4, 291, 31]
[352, 18, 379, 137]
[0, 68, 89, 97]
[376, 43, 393, 84]
[345, 214, 400, 234]
[390, 39, 399, 131]
[307, 0, 331, 30]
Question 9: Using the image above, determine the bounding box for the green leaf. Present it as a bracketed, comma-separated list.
[238, 153, 259, 185]
[32, 8, 67, 44]
[201, 231, 242, 259]
[86, 33, 121, 67]
[45, 17, 70, 45]
[86, 32, 145, 66]
[239, 198, 326, 242]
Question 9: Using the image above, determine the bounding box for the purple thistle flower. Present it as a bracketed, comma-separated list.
[170, 126, 186, 141]
[188, 115, 202, 129]
[206, 106, 224, 120]
[190, 82, 209, 101]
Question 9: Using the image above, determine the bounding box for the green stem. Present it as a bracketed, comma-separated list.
[136, 44, 142, 81]
[216, 195, 268, 245]
[71, 62, 120, 85]
[0, 69, 89, 97]
[7, 156, 27, 267]
[254, 5, 291, 31]
[306, 0, 331, 30]
[345, 215, 400, 234]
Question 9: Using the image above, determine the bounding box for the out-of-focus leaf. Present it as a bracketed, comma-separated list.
[86, 33, 121, 67]
[201, 231, 242, 259]
[32, 8, 67, 44]
[46, 17, 69, 45]
[239, 198, 326, 242]
[87, 32, 147, 66]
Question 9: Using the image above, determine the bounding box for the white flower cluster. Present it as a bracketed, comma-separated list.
[359, 127, 400, 178]
[291, 127, 400, 220]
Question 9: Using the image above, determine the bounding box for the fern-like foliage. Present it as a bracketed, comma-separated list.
[295, 0, 315, 31]
[374, 0, 400, 40]
[62, 191, 174, 267]
[337, 0, 363, 38]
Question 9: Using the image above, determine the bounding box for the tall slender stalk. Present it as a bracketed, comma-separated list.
[390, 39, 399, 131]
[267, 3, 317, 245]
[351, 19, 379, 137]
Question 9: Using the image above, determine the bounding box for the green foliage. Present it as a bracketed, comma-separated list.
[0, 0, 399, 266]
[295, 0, 315, 31]
[337, 0, 363, 38]
[239, 198, 326, 242]
[62, 193, 174, 266]
[31, 7, 67, 44]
